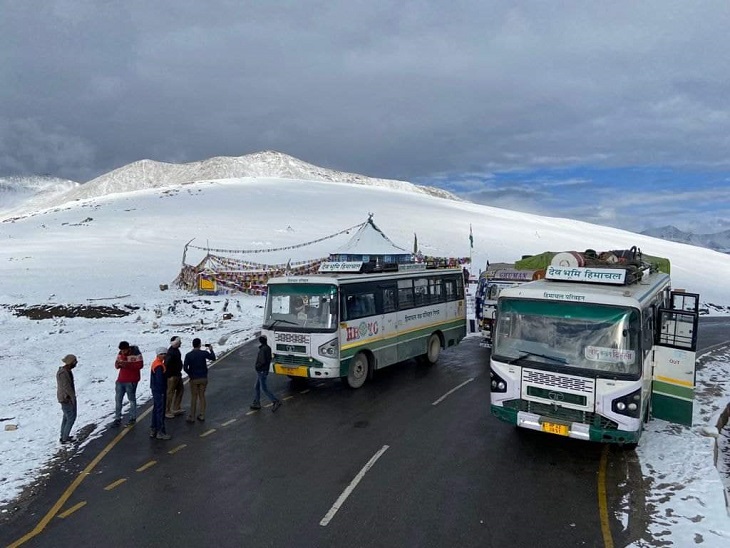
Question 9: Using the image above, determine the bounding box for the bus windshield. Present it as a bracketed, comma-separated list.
[492, 299, 641, 376]
[264, 284, 338, 332]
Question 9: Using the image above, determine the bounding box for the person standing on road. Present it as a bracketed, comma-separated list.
[113, 341, 144, 427]
[250, 335, 281, 412]
[150, 347, 171, 440]
[165, 336, 185, 418]
[183, 338, 216, 422]
[57, 354, 78, 444]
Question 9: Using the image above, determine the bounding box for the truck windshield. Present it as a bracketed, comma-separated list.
[492, 299, 641, 376]
[264, 284, 338, 332]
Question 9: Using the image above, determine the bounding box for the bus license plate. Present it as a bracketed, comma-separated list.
[275, 364, 308, 377]
[541, 421, 569, 436]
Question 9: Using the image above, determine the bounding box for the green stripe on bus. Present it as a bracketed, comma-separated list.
[651, 393, 693, 426]
[652, 380, 694, 401]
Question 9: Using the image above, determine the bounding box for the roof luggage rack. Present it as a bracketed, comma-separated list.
[545, 246, 660, 286]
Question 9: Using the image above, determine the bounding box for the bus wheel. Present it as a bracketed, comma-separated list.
[346, 353, 369, 389]
[425, 333, 441, 365]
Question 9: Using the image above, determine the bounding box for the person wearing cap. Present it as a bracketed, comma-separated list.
[57, 354, 78, 444]
[250, 335, 281, 412]
[113, 341, 144, 427]
[149, 347, 171, 440]
[164, 336, 185, 419]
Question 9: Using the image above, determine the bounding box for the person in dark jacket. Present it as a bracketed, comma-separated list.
[183, 338, 216, 422]
[250, 335, 281, 412]
[149, 348, 171, 440]
[165, 336, 185, 418]
[57, 354, 78, 444]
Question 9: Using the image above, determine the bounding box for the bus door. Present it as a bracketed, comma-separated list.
[378, 282, 398, 366]
[651, 291, 700, 426]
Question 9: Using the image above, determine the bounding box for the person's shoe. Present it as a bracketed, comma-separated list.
[173, 409, 185, 416]
[249, 402, 261, 410]
[271, 401, 282, 413]
[59, 436, 75, 444]
[197, 415, 205, 422]
[112, 419, 121, 427]
[165, 413, 175, 419]
[156, 432, 172, 440]
[149, 429, 157, 438]
[125, 418, 136, 427]
[186, 416, 195, 423]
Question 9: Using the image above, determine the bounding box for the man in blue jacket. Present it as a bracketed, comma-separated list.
[183, 338, 216, 422]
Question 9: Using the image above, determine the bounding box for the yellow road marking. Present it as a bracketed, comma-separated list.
[57, 501, 86, 519]
[8, 349, 241, 547]
[598, 445, 614, 548]
[103, 478, 127, 491]
[136, 461, 157, 473]
[168, 444, 187, 455]
[283, 395, 294, 401]
[221, 418, 237, 426]
[200, 429, 216, 437]
[7, 414, 143, 548]
[246, 410, 258, 415]
[299, 389, 310, 394]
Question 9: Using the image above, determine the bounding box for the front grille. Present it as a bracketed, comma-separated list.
[274, 354, 323, 368]
[523, 369, 594, 394]
[504, 399, 618, 430]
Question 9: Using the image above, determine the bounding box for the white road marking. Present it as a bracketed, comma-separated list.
[319, 445, 390, 527]
[431, 378, 475, 406]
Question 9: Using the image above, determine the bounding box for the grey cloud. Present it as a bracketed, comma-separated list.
[2, 0, 730, 201]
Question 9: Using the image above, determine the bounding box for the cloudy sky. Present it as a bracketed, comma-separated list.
[2, 1, 729, 233]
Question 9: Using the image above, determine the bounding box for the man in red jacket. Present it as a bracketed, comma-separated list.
[113, 341, 144, 427]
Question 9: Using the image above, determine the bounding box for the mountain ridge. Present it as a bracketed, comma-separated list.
[0, 151, 460, 221]
[640, 225, 730, 254]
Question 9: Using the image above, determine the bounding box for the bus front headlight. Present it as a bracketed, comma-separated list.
[490, 369, 507, 393]
[318, 338, 338, 359]
[611, 389, 642, 418]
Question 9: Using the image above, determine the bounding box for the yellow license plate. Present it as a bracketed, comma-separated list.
[274, 364, 308, 377]
[541, 421, 569, 436]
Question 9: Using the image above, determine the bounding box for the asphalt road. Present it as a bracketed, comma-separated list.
[4, 317, 729, 548]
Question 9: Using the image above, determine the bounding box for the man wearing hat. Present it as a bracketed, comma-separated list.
[149, 347, 171, 440]
[57, 354, 78, 444]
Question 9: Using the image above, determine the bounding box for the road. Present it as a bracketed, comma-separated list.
[4, 318, 729, 548]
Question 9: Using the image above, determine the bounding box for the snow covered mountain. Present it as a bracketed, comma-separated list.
[29, 151, 459, 211]
[641, 225, 730, 254]
[0, 176, 79, 220]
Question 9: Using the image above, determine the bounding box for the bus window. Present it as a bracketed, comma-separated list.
[345, 292, 376, 320]
[429, 278, 445, 304]
[398, 279, 415, 309]
[381, 286, 397, 313]
[444, 279, 455, 301]
[414, 278, 428, 306]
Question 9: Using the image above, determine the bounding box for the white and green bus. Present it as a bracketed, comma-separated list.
[490, 250, 699, 446]
[262, 262, 467, 388]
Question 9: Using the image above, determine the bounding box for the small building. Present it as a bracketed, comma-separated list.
[329, 216, 411, 265]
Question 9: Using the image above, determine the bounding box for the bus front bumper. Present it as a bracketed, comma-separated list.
[273, 363, 339, 379]
[491, 404, 641, 444]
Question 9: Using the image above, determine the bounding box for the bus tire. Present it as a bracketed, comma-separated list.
[346, 352, 369, 389]
[425, 333, 441, 365]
